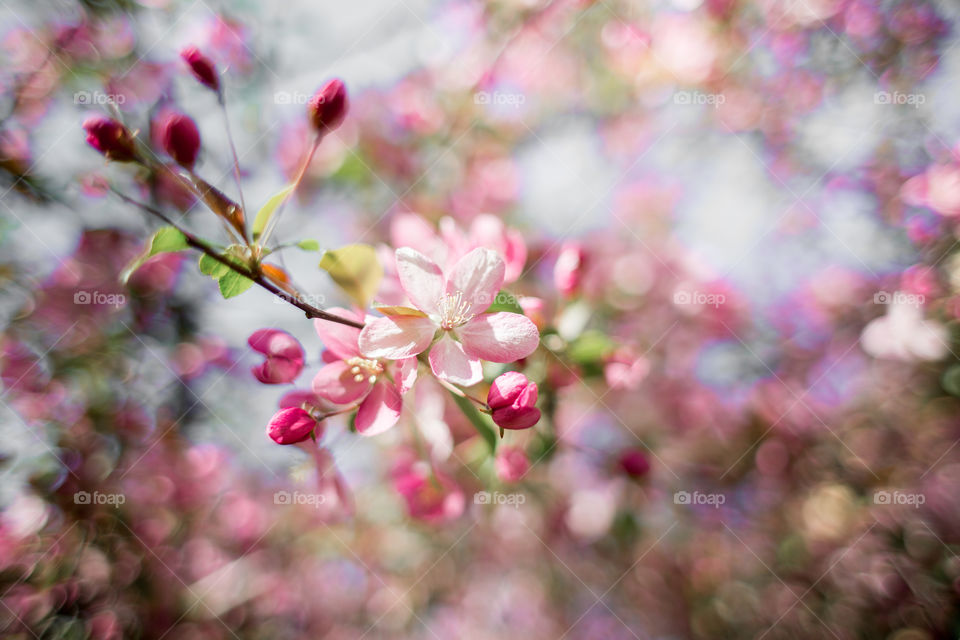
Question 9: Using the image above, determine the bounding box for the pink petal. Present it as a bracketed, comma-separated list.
[355, 379, 402, 436]
[358, 315, 437, 360]
[429, 335, 482, 386]
[391, 212, 443, 257]
[311, 361, 370, 404]
[396, 357, 419, 394]
[313, 307, 363, 360]
[446, 247, 505, 316]
[396, 247, 444, 315]
[458, 312, 540, 362]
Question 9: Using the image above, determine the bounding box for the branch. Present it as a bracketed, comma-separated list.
[111, 189, 365, 329]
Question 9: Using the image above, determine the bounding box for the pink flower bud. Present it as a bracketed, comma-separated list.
[618, 448, 650, 479]
[83, 117, 137, 162]
[159, 112, 201, 168]
[266, 407, 316, 444]
[554, 242, 584, 297]
[487, 372, 540, 430]
[180, 46, 220, 92]
[248, 329, 305, 384]
[308, 79, 348, 133]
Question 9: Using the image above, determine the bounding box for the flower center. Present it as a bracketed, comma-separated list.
[346, 357, 383, 384]
[437, 291, 474, 330]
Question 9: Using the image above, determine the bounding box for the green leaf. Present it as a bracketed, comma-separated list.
[149, 226, 188, 255]
[198, 253, 230, 278]
[252, 185, 295, 241]
[567, 330, 615, 366]
[217, 270, 254, 298]
[296, 239, 320, 251]
[318, 244, 383, 308]
[449, 392, 497, 454]
[942, 365, 960, 396]
[486, 290, 525, 315]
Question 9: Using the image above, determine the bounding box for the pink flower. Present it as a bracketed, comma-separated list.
[308, 79, 348, 133]
[311, 308, 416, 436]
[158, 112, 201, 169]
[901, 164, 960, 216]
[391, 456, 464, 523]
[495, 446, 530, 482]
[83, 117, 137, 162]
[487, 371, 540, 430]
[360, 247, 540, 386]
[604, 353, 650, 390]
[248, 329, 304, 384]
[180, 46, 219, 92]
[618, 448, 650, 479]
[554, 242, 584, 296]
[266, 407, 317, 444]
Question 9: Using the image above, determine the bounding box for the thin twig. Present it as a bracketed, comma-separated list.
[111, 188, 365, 329]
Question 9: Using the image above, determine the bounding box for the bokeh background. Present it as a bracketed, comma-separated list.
[2, 0, 960, 637]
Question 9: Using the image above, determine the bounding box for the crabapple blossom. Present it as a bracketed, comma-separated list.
[308, 79, 348, 133]
[359, 247, 539, 386]
[248, 329, 305, 384]
[266, 407, 318, 445]
[83, 117, 137, 162]
[312, 308, 416, 436]
[158, 112, 201, 169]
[180, 46, 219, 92]
[487, 371, 540, 430]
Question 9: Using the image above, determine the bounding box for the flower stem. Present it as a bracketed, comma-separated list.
[110, 188, 365, 329]
[218, 93, 249, 240]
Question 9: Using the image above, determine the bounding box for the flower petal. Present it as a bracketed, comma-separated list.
[355, 379, 402, 436]
[396, 247, 444, 315]
[311, 361, 370, 404]
[313, 307, 363, 360]
[458, 312, 540, 362]
[359, 315, 437, 360]
[396, 357, 419, 394]
[429, 335, 482, 386]
[446, 247, 505, 316]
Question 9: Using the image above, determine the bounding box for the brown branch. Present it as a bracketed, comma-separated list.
[111, 189, 365, 329]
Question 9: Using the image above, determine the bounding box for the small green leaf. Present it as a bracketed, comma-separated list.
[942, 365, 960, 396]
[318, 244, 383, 308]
[486, 290, 525, 315]
[297, 239, 320, 251]
[149, 227, 188, 255]
[198, 253, 230, 278]
[567, 330, 615, 366]
[217, 270, 254, 298]
[449, 392, 497, 454]
[252, 185, 295, 241]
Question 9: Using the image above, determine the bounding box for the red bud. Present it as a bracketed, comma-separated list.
[487, 372, 541, 430]
[159, 113, 201, 169]
[308, 79, 348, 133]
[181, 46, 220, 93]
[83, 117, 137, 162]
[266, 407, 317, 445]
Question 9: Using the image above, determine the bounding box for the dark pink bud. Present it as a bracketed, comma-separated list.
[618, 448, 650, 479]
[159, 112, 201, 168]
[248, 329, 305, 384]
[487, 372, 540, 430]
[308, 79, 348, 132]
[83, 117, 137, 162]
[266, 407, 316, 444]
[180, 46, 220, 92]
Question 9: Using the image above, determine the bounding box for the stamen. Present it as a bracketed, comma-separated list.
[437, 291, 474, 330]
